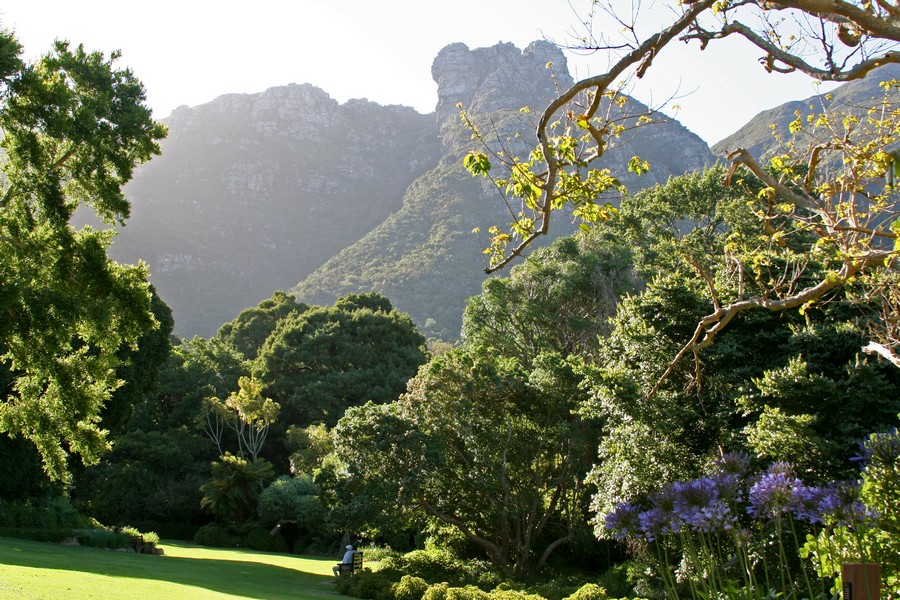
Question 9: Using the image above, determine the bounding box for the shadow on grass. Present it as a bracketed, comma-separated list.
[0, 537, 340, 600]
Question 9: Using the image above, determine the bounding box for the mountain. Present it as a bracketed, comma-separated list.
[97, 41, 714, 340]
[712, 64, 900, 158]
[100, 85, 440, 337]
[291, 41, 715, 340]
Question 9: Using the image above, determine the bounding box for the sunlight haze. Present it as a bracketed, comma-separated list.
[1, 0, 838, 144]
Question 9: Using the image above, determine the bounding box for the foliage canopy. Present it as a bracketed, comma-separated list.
[0, 29, 166, 481]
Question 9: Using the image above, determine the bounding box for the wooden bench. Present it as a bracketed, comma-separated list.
[337, 551, 363, 575]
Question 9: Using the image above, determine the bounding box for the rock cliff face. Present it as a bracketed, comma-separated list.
[432, 41, 572, 125]
[98, 84, 439, 337]
[92, 41, 714, 340]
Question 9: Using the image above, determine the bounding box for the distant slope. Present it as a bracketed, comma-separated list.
[712, 64, 900, 159]
[292, 41, 715, 341]
[97, 85, 440, 337]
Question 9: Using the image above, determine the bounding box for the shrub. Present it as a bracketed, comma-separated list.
[594, 565, 632, 598]
[362, 543, 401, 563]
[487, 588, 546, 600]
[119, 525, 159, 546]
[76, 528, 130, 549]
[257, 475, 322, 524]
[386, 548, 481, 586]
[245, 525, 289, 553]
[0, 527, 74, 543]
[423, 582, 450, 600]
[446, 586, 490, 600]
[392, 575, 429, 600]
[336, 569, 394, 600]
[562, 584, 607, 600]
[128, 519, 199, 541]
[0, 497, 85, 530]
[193, 523, 240, 548]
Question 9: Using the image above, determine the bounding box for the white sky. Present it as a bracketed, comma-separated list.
[0, 0, 839, 145]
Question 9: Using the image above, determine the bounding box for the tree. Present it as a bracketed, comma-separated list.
[582, 169, 900, 524]
[204, 375, 280, 462]
[199, 452, 274, 527]
[217, 291, 307, 361]
[462, 236, 638, 366]
[73, 427, 213, 527]
[254, 293, 428, 427]
[131, 336, 248, 432]
[0, 30, 167, 482]
[463, 0, 900, 374]
[101, 285, 175, 437]
[335, 347, 600, 576]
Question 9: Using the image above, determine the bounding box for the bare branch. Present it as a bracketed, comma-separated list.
[649, 253, 891, 398]
[863, 340, 900, 366]
[725, 148, 820, 211]
[766, 0, 900, 41]
[484, 0, 718, 274]
[686, 21, 900, 80]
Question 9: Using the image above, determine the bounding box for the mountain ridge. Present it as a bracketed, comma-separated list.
[96, 40, 713, 340]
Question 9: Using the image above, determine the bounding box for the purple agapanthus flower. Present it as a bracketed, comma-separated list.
[693, 499, 736, 533]
[712, 472, 742, 504]
[817, 481, 874, 527]
[852, 427, 900, 469]
[792, 483, 829, 524]
[640, 485, 682, 541]
[747, 462, 802, 520]
[715, 451, 751, 478]
[673, 477, 720, 529]
[605, 502, 642, 540]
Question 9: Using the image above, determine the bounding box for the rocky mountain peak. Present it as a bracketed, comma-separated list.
[431, 41, 572, 125]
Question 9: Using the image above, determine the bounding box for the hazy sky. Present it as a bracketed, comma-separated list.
[1, 0, 838, 145]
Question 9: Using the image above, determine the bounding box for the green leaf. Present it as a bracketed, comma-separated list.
[628, 156, 650, 175]
[463, 151, 491, 176]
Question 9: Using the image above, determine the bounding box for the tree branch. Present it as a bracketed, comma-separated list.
[648, 254, 891, 398]
[863, 340, 900, 366]
[725, 148, 820, 212]
[417, 494, 504, 563]
[484, 0, 718, 273]
[763, 0, 900, 42]
[686, 21, 900, 80]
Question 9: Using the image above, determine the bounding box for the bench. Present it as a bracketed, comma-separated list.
[337, 551, 363, 575]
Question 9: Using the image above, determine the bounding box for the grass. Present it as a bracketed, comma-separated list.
[0, 536, 343, 599]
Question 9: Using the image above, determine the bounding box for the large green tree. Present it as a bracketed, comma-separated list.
[130, 336, 248, 432]
[254, 293, 428, 427]
[217, 291, 307, 361]
[0, 30, 166, 482]
[462, 236, 637, 366]
[335, 347, 600, 576]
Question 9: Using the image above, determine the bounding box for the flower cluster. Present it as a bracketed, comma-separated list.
[853, 427, 900, 468]
[604, 453, 875, 541]
[746, 462, 802, 520]
[605, 454, 748, 541]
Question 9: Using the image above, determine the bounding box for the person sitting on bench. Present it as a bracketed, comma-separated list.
[333, 545, 355, 576]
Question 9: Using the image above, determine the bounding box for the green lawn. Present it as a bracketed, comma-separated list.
[0, 537, 343, 599]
